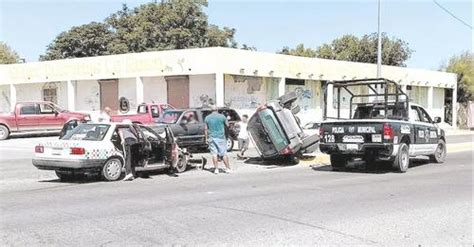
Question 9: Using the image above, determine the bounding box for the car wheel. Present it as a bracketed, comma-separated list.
[429, 139, 446, 163]
[330, 154, 348, 171]
[226, 137, 234, 152]
[392, 143, 410, 173]
[175, 154, 187, 173]
[0, 125, 10, 140]
[101, 158, 123, 181]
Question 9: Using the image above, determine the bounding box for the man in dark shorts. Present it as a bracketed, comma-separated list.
[204, 105, 232, 174]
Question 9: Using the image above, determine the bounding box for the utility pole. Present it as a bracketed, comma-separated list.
[377, 0, 382, 78]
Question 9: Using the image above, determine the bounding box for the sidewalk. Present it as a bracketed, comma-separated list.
[444, 129, 474, 136]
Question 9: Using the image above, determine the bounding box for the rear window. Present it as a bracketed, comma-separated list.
[353, 104, 407, 120]
[158, 111, 183, 124]
[62, 124, 110, 141]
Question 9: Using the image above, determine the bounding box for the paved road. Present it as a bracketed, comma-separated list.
[0, 135, 472, 245]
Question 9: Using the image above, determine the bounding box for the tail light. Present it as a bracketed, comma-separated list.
[70, 147, 85, 155]
[383, 123, 394, 140]
[319, 127, 324, 137]
[35, 145, 44, 153]
[280, 146, 293, 155]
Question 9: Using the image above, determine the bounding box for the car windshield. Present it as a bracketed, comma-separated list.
[158, 111, 183, 124]
[49, 103, 66, 112]
[62, 124, 110, 141]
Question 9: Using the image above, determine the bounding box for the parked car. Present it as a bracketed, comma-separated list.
[319, 78, 446, 172]
[110, 103, 174, 124]
[155, 107, 241, 151]
[0, 101, 90, 140]
[247, 92, 320, 164]
[32, 122, 191, 181]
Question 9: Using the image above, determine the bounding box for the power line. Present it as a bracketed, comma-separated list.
[433, 0, 472, 30]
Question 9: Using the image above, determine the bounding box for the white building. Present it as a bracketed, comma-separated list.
[0, 47, 458, 128]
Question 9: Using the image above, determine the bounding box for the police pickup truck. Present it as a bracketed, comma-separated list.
[319, 78, 446, 172]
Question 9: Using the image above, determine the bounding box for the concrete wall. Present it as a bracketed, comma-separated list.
[143, 76, 167, 104]
[0, 85, 10, 113]
[75, 80, 99, 111]
[118, 78, 137, 112]
[189, 74, 216, 107]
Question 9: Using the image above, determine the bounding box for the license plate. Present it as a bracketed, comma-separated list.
[372, 134, 382, 143]
[346, 144, 358, 150]
[52, 148, 62, 155]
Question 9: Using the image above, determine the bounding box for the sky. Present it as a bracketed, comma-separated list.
[0, 0, 472, 70]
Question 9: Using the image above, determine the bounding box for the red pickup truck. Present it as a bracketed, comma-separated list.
[110, 103, 174, 124]
[0, 101, 90, 140]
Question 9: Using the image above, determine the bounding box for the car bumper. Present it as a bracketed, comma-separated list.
[319, 143, 397, 157]
[32, 158, 105, 170]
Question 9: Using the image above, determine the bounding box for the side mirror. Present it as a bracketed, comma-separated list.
[433, 117, 441, 123]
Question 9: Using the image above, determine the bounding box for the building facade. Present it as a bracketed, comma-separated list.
[0, 47, 458, 127]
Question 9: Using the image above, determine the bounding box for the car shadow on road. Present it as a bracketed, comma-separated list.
[243, 157, 299, 169]
[311, 158, 432, 174]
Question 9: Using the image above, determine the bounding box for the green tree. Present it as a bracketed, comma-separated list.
[278, 33, 413, 67]
[0, 42, 20, 64]
[441, 52, 474, 103]
[278, 44, 317, 57]
[40, 22, 114, 60]
[42, 0, 237, 60]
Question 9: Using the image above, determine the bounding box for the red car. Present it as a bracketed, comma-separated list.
[0, 101, 90, 140]
[110, 103, 174, 124]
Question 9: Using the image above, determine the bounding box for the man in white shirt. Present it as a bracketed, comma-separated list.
[237, 114, 249, 159]
[98, 107, 112, 123]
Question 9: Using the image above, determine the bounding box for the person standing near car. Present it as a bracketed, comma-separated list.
[237, 114, 249, 159]
[204, 105, 231, 174]
[118, 126, 138, 181]
[98, 107, 112, 123]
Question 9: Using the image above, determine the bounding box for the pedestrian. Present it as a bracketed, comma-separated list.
[98, 107, 112, 123]
[204, 105, 232, 174]
[237, 114, 249, 159]
[117, 126, 138, 181]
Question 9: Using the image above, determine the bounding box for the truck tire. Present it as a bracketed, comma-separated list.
[101, 158, 123, 181]
[392, 143, 409, 173]
[330, 154, 348, 171]
[0, 125, 10, 140]
[429, 139, 446, 163]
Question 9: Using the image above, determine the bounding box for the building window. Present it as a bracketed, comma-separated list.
[42, 83, 58, 104]
[408, 86, 428, 108]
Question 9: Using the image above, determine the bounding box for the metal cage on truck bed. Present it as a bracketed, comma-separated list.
[323, 78, 410, 120]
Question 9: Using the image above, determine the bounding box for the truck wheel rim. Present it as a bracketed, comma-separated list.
[436, 144, 445, 159]
[401, 147, 409, 169]
[105, 160, 121, 179]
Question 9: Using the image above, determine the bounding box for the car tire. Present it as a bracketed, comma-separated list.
[429, 139, 446, 163]
[330, 154, 348, 171]
[0, 125, 10, 140]
[174, 154, 187, 173]
[392, 143, 410, 173]
[226, 137, 234, 152]
[288, 156, 300, 165]
[101, 158, 123, 181]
